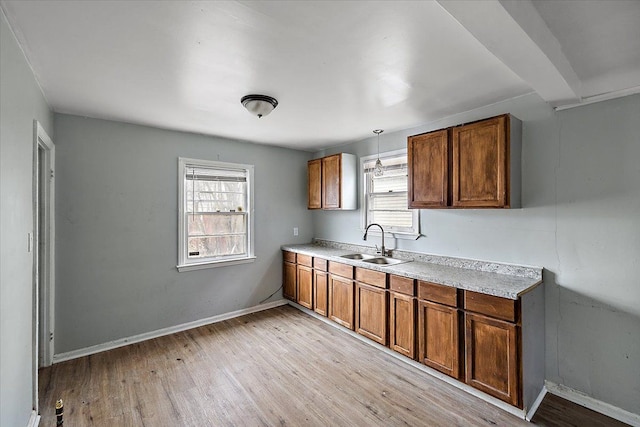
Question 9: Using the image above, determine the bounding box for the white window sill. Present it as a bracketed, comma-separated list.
[177, 256, 257, 272]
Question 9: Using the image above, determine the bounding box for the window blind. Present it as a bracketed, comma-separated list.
[185, 165, 248, 259]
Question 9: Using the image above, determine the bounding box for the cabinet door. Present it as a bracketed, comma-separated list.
[408, 129, 449, 208]
[465, 312, 519, 406]
[390, 292, 415, 358]
[297, 264, 313, 309]
[314, 270, 328, 316]
[283, 261, 297, 301]
[328, 274, 354, 329]
[307, 158, 322, 209]
[355, 283, 388, 345]
[322, 154, 341, 209]
[418, 300, 461, 379]
[452, 115, 507, 207]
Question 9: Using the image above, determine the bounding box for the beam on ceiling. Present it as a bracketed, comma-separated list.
[437, 0, 582, 106]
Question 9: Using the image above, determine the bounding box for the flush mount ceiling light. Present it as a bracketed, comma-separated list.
[373, 129, 384, 177]
[241, 94, 278, 118]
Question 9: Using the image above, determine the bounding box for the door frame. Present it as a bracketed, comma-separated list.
[32, 120, 55, 412]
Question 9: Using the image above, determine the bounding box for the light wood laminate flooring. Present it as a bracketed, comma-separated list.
[39, 305, 628, 426]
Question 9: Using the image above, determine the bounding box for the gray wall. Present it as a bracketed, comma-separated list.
[0, 10, 54, 427]
[314, 92, 640, 415]
[53, 114, 313, 353]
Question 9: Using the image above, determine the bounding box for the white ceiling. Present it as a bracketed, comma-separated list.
[2, 1, 639, 151]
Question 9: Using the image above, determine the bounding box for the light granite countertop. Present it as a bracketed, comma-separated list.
[281, 240, 543, 300]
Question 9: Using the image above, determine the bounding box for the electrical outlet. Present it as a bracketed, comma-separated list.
[293, 227, 299, 236]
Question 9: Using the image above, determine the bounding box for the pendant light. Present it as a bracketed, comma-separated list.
[373, 129, 384, 177]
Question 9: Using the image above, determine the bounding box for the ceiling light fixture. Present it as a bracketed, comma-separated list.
[241, 94, 278, 118]
[373, 129, 384, 177]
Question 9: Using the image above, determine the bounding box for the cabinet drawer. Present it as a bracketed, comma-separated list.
[417, 281, 457, 307]
[390, 275, 415, 296]
[283, 251, 296, 263]
[313, 257, 328, 271]
[355, 268, 387, 288]
[464, 291, 517, 323]
[297, 254, 313, 267]
[329, 262, 354, 279]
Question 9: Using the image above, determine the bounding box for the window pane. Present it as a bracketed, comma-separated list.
[370, 193, 408, 211]
[371, 174, 407, 193]
[188, 213, 246, 236]
[186, 181, 247, 213]
[363, 152, 417, 234]
[371, 211, 414, 228]
[188, 235, 246, 258]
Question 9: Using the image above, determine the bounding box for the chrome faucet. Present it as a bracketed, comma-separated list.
[363, 223, 388, 257]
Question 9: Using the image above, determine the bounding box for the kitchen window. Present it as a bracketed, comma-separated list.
[177, 158, 255, 271]
[361, 150, 419, 238]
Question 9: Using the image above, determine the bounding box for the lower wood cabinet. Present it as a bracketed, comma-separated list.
[297, 264, 313, 309]
[389, 292, 416, 359]
[313, 270, 328, 316]
[283, 259, 297, 301]
[417, 300, 461, 379]
[355, 283, 388, 345]
[465, 312, 519, 406]
[328, 274, 355, 329]
[282, 252, 543, 411]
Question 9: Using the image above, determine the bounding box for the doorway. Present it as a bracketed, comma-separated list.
[32, 120, 55, 414]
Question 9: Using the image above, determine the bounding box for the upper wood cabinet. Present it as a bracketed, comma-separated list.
[453, 115, 506, 207]
[307, 153, 357, 210]
[307, 158, 322, 209]
[408, 129, 449, 208]
[408, 114, 521, 209]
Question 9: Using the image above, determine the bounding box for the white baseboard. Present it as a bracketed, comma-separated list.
[27, 410, 40, 427]
[545, 381, 640, 427]
[526, 386, 547, 421]
[286, 301, 530, 420]
[52, 300, 288, 363]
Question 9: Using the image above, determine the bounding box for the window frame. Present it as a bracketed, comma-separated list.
[360, 149, 420, 240]
[177, 157, 256, 272]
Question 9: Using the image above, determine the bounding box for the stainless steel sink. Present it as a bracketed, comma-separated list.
[340, 253, 376, 260]
[361, 257, 408, 266]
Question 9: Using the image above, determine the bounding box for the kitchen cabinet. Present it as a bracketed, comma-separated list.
[354, 268, 388, 345]
[307, 158, 322, 209]
[313, 258, 329, 316]
[296, 254, 313, 309]
[417, 281, 462, 379]
[283, 251, 297, 301]
[297, 265, 313, 309]
[389, 275, 416, 359]
[408, 129, 449, 208]
[328, 262, 355, 329]
[307, 153, 357, 210]
[281, 249, 544, 412]
[464, 291, 519, 406]
[407, 114, 521, 209]
[465, 312, 518, 406]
